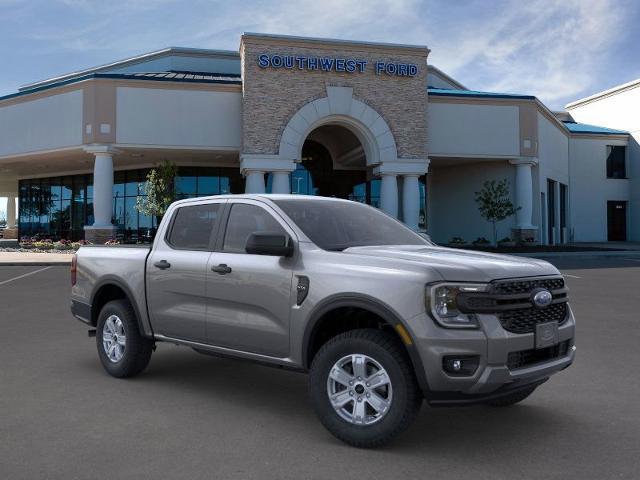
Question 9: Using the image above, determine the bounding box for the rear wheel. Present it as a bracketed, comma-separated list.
[309, 329, 422, 448]
[96, 299, 153, 378]
[486, 386, 537, 407]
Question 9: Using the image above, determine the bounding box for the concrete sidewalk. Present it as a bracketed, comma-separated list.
[0, 252, 73, 265]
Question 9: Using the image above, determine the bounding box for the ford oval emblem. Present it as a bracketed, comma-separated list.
[531, 288, 553, 309]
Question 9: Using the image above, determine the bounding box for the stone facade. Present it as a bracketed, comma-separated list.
[2, 228, 18, 240]
[240, 34, 429, 161]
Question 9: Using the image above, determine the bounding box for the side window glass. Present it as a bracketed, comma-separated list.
[223, 203, 286, 253]
[167, 203, 220, 250]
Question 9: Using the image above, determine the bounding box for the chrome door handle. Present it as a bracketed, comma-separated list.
[154, 260, 171, 270]
[211, 264, 232, 275]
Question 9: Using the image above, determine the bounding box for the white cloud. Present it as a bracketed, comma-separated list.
[188, 0, 427, 46]
[4, 0, 634, 109]
[181, 0, 633, 107]
[426, 0, 631, 108]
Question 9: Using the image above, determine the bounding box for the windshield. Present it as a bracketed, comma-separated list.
[273, 199, 430, 251]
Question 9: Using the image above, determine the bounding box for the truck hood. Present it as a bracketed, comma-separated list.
[342, 245, 559, 282]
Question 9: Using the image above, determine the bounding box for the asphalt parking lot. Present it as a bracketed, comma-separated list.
[1, 257, 639, 480]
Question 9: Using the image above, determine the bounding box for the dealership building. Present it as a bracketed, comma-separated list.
[0, 33, 636, 244]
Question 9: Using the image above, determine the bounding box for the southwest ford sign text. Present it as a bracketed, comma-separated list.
[257, 54, 418, 77]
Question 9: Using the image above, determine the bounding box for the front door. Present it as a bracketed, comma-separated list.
[205, 200, 295, 357]
[147, 200, 224, 342]
[607, 201, 627, 241]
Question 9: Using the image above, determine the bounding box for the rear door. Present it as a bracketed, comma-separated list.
[147, 200, 225, 343]
[205, 200, 296, 357]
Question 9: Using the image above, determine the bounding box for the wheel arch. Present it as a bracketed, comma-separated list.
[302, 294, 429, 392]
[90, 277, 153, 338]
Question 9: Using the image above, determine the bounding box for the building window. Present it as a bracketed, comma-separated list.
[606, 146, 626, 179]
[18, 166, 243, 242]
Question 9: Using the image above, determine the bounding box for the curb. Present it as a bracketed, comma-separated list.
[0, 262, 71, 266]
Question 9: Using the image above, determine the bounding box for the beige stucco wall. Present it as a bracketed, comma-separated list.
[240, 35, 429, 160]
[427, 102, 520, 157]
[0, 89, 83, 157]
[116, 86, 242, 148]
[429, 161, 517, 243]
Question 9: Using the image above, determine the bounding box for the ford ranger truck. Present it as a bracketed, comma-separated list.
[71, 195, 575, 448]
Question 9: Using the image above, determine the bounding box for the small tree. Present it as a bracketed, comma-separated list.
[474, 179, 519, 246]
[135, 160, 178, 222]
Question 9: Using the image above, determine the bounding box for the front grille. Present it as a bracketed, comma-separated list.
[507, 340, 572, 370]
[499, 302, 568, 334]
[458, 276, 570, 334]
[493, 277, 565, 294]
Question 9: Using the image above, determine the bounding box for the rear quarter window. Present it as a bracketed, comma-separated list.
[167, 203, 221, 250]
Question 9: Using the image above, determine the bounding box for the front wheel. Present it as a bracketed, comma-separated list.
[309, 329, 422, 448]
[96, 299, 153, 378]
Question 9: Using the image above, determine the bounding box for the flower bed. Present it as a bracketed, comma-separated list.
[0, 237, 93, 254]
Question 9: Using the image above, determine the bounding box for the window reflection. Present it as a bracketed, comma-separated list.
[18, 167, 243, 242]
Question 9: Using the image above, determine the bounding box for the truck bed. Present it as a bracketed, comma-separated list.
[72, 244, 153, 336]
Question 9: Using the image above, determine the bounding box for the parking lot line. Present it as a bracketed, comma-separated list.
[0, 266, 52, 286]
[562, 273, 582, 278]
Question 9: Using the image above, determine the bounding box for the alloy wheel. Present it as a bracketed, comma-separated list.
[327, 354, 393, 426]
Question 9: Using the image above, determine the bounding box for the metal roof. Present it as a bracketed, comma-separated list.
[0, 71, 241, 103]
[120, 71, 241, 82]
[562, 121, 628, 135]
[19, 47, 240, 92]
[427, 87, 536, 100]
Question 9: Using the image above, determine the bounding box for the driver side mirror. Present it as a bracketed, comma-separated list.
[245, 232, 294, 257]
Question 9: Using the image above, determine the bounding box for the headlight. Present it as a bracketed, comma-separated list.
[426, 283, 489, 329]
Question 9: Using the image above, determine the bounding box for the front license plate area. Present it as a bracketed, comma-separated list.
[535, 321, 559, 349]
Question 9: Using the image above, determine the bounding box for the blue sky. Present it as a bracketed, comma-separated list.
[1, 0, 640, 215]
[1, 0, 639, 109]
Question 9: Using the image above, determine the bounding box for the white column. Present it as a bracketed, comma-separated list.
[402, 175, 420, 230]
[245, 170, 266, 194]
[510, 158, 537, 229]
[380, 173, 399, 218]
[6, 195, 17, 229]
[92, 152, 115, 227]
[271, 171, 290, 194]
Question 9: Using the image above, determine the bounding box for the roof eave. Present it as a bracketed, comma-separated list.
[565, 78, 640, 109]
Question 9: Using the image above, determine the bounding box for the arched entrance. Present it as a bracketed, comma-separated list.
[244, 86, 429, 229]
[268, 123, 383, 206]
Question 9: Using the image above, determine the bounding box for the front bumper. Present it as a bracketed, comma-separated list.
[407, 304, 576, 404]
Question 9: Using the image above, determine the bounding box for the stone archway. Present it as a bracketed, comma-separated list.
[278, 86, 398, 166]
[240, 85, 428, 228]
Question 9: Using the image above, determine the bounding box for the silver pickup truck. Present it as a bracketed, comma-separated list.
[71, 194, 575, 447]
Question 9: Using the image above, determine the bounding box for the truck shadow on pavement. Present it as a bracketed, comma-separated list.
[95, 343, 578, 452]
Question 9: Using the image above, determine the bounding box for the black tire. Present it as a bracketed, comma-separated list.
[309, 329, 422, 448]
[486, 386, 537, 407]
[96, 299, 153, 378]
